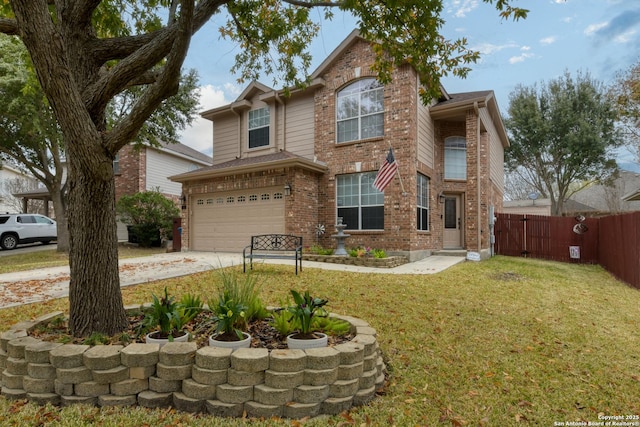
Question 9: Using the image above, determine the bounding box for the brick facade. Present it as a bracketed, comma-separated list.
[174, 31, 508, 259]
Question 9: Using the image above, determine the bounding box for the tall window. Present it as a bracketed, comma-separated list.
[444, 136, 466, 180]
[336, 79, 384, 143]
[417, 174, 429, 231]
[337, 172, 384, 230]
[248, 107, 270, 149]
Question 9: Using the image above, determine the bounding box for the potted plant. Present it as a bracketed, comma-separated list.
[286, 290, 329, 349]
[208, 290, 251, 349]
[141, 288, 202, 347]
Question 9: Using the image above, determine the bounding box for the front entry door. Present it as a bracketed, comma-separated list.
[443, 195, 462, 249]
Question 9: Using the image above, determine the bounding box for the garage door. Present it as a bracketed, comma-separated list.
[191, 187, 285, 252]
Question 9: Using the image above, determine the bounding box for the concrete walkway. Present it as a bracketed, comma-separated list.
[0, 252, 465, 309]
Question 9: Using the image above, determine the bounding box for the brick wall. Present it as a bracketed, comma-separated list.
[115, 145, 143, 202]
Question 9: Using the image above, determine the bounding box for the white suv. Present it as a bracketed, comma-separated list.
[0, 213, 57, 250]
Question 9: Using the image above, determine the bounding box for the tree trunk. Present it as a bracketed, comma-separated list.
[48, 182, 69, 253]
[67, 149, 127, 337]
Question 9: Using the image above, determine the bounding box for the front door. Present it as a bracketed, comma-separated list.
[443, 195, 462, 249]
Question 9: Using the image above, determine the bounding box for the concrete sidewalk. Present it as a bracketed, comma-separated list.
[0, 251, 465, 309]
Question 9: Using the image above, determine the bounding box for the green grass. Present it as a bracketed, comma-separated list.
[0, 256, 639, 425]
[0, 245, 165, 274]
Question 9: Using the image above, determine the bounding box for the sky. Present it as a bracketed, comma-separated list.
[178, 0, 640, 164]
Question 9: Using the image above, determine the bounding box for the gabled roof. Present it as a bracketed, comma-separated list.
[310, 29, 362, 80]
[430, 90, 510, 148]
[169, 151, 327, 183]
[155, 141, 212, 165]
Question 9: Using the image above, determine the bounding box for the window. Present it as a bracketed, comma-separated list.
[444, 136, 467, 180]
[248, 107, 270, 149]
[337, 172, 384, 230]
[417, 174, 429, 231]
[336, 79, 384, 143]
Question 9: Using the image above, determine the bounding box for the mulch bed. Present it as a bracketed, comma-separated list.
[28, 312, 354, 349]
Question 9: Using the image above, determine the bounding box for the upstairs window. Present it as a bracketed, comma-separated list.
[113, 153, 120, 174]
[248, 107, 270, 149]
[336, 79, 384, 143]
[444, 136, 467, 180]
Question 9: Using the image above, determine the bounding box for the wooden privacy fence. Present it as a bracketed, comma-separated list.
[494, 212, 640, 289]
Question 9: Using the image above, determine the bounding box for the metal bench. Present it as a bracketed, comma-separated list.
[243, 234, 303, 275]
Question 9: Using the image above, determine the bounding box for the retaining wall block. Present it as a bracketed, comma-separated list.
[6, 357, 27, 375]
[148, 375, 181, 393]
[120, 343, 159, 367]
[92, 365, 129, 384]
[305, 347, 340, 370]
[74, 381, 110, 397]
[181, 378, 216, 400]
[156, 362, 192, 381]
[227, 368, 264, 386]
[191, 365, 227, 385]
[26, 392, 60, 406]
[98, 394, 137, 407]
[195, 347, 232, 370]
[49, 345, 90, 369]
[2, 371, 24, 389]
[269, 349, 306, 372]
[54, 378, 73, 396]
[230, 348, 269, 373]
[27, 363, 57, 380]
[293, 384, 329, 404]
[129, 365, 155, 380]
[355, 326, 377, 336]
[334, 342, 365, 365]
[215, 383, 253, 404]
[354, 386, 377, 406]
[351, 334, 377, 357]
[338, 362, 364, 381]
[363, 353, 377, 371]
[137, 390, 173, 408]
[244, 400, 283, 418]
[265, 369, 304, 389]
[84, 345, 123, 370]
[0, 330, 27, 353]
[173, 391, 204, 413]
[359, 368, 378, 390]
[25, 342, 63, 364]
[110, 378, 149, 396]
[321, 396, 353, 415]
[159, 342, 197, 366]
[7, 337, 41, 359]
[0, 348, 7, 370]
[283, 401, 321, 419]
[55, 366, 92, 384]
[304, 368, 338, 386]
[253, 384, 293, 405]
[22, 376, 55, 394]
[204, 399, 244, 417]
[329, 378, 360, 398]
[1, 387, 26, 400]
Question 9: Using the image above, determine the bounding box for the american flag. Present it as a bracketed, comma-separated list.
[373, 148, 398, 192]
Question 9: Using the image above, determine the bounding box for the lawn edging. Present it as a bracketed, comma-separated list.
[0, 309, 386, 419]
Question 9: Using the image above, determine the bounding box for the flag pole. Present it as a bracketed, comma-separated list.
[388, 144, 407, 196]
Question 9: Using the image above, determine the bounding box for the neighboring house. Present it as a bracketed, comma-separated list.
[565, 170, 640, 217]
[0, 162, 39, 213]
[114, 141, 212, 240]
[170, 30, 509, 260]
[502, 198, 552, 216]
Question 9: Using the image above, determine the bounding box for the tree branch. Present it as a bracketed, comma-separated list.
[0, 18, 19, 35]
[281, 0, 343, 7]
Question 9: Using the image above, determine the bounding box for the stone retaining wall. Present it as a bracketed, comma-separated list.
[0, 312, 385, 419]
[303, 255, 408, 268]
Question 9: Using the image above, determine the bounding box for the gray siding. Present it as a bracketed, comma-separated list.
[212, 114, 240, 165]
[416, 99, 435, 168]
[284, 93, 315, 158]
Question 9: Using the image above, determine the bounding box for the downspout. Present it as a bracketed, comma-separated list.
[474, 101, 482, 253]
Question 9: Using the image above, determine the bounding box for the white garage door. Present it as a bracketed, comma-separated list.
[191, 187, 285, 252]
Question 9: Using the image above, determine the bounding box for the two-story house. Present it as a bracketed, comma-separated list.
[170, 30, 508, 260]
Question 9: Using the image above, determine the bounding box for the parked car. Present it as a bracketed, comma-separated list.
[0, 213, 57, 250]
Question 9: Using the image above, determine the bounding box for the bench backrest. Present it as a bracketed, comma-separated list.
[251, 234, 302, 251]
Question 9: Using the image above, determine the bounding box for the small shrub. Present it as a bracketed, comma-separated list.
[309, 245, 334, 255]
[312, 316, 351, 336]
[83, 332, 110, 346]
[216, 268, 268, 327]
[372, 248, 387, 258]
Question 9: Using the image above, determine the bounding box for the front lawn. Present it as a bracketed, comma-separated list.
[0, 256, 638, 425]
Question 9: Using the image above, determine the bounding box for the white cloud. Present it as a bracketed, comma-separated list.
[471, 41, 518, 55]
[179, 84, 238, 155]
[614, 29, 636, 43]
[449, 0, 479, 18]
[584, 21, 608, 36]
[540, 36, 557, 45]
[509, 52, 535, 64]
